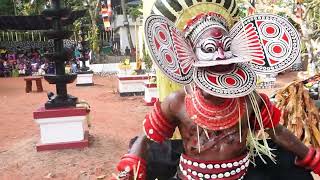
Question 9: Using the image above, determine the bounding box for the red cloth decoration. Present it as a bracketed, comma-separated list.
[116, 154, 146, 180]
[251, 93, 281, 130]
[143, 100, 176, 143]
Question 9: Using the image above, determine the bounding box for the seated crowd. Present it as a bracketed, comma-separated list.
[0, 47, 55, 77]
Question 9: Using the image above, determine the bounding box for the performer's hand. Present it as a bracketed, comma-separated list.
[111, 170, 132, 180]
[115, 154, 147, 180]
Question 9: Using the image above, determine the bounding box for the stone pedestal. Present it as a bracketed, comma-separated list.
[33, 106, 89, 151]
[117, 74, 155, 96]
[144, 82, 158, 106]
[76, 71, 94, 86]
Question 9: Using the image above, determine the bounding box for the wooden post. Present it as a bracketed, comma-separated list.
[15, 32, 18, 41]
[31, 32, 34, 41]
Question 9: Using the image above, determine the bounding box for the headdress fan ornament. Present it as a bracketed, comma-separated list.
[230, 14, 301, 74]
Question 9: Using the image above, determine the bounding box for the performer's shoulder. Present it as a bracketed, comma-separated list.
[162, 89, 186, 113]
[167, 89, 186, 103]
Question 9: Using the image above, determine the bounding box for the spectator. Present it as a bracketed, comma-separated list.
[3, 61, 11, 77]
[125, 46, 130, 56]
[0, 60, 4, 77]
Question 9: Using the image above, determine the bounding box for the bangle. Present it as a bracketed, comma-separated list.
[313, 162, 320, 175]
[116, 154, 146, 180]
[122, 154, 146, 166]
[310, 149, 320, 168]
[295, 148, 315, 167]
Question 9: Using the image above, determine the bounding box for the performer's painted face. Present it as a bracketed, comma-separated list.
[195, 27, 232, 61]
[193, 26, 235, 72]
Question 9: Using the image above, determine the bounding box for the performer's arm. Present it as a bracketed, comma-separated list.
[267, 125, 308, 160]
[114, 92, 180, 180]
[255, 93, 319, 174]
[266, 123, 320, 174]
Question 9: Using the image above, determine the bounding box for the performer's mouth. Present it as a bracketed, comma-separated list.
[207, 63, 236, 73]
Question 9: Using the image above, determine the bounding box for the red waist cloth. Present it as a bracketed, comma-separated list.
[178, 153, 249, 180]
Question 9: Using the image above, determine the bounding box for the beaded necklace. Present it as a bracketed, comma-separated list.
[185, 86, 246, 130]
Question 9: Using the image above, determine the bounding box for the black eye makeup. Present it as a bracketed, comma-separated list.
[201, 38, 217, 53]
[222, 36, 231, 51]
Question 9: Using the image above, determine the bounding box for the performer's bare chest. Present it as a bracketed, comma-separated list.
[176, 101, 253, 161]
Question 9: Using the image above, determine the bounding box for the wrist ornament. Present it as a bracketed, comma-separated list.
[116, 154, 146, 180]
[294, 147, 320, 175]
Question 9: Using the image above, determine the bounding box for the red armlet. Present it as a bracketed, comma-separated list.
[143, 100, 176, 143]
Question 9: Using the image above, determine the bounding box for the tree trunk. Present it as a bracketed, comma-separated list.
[121, 0, 134, 51]
[88, 7, 99, 53]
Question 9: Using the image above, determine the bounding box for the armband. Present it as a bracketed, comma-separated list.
[143, 100, 176, 143]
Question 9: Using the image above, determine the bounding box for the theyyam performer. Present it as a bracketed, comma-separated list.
[114, 0, 319, 179]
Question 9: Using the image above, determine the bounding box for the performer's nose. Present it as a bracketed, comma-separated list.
[215, 47, 226, 60]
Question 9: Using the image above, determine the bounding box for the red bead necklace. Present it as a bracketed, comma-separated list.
[185, 88, 246, 130]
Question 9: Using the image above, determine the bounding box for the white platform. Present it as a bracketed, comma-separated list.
[144, 81, 158, 105]
[76, 73, 94, 86]
[89, 62, 145, 74]
[33, 107, 89, 149]
[117, 74, 155, 96]
[35, 115, 87, 144]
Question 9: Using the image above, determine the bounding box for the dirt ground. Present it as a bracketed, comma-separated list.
[0, 72, 309, 180]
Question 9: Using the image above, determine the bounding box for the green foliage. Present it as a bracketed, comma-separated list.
[1, 0, 102, 53]
[88, 26, 100, 53]
[238, 6, 247, 18]
[128, 2, 143, 20]
[143, 47, 153, 70]
[64, 0, 84, 10]
[277, 12, 287, 17]
[0, 0, 15, 15]
[19, 0, 47, 15]
[301, 41, 308, 53]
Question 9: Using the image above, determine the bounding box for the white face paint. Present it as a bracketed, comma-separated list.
[192, 26, 240, 67]
[195, 36, 233, 62]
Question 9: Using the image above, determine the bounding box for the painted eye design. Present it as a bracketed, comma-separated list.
[222, 36, 232, 51]
[201, 39, 217, 53]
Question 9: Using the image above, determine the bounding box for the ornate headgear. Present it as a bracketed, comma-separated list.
[145, 0, 301, 98]
[151, 1, 238, 29]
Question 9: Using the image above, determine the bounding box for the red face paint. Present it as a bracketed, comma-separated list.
[210, 28, 223, 39]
